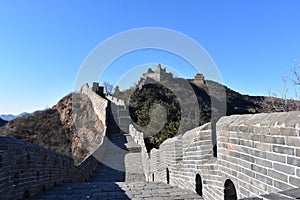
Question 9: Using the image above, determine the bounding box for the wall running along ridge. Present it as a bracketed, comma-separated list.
[0, 84, 108, 200]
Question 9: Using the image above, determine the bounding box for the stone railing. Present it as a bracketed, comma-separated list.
[134, 111, 300, 200]
[0, 136, 98, 200]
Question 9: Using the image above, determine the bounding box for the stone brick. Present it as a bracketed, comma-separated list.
[289, 176, 300, 187]
[273, 145, 294, 155]
[256, 174, 273, 186]
[241, 154, 255, 163]
[251, 179, 268, 191]
[286, 137, 300, 147]
[255, 158, 272, 168]
[266, 152, 286, 163]
[296, 148, 300, 157]
[238, 172, 251, 182]
[254, 143, 271, 151]
[297, 169, 300, 176]
[287, 156, 300, 167]
[274, 180, 293, 191]
[239, 186, 250, 197]
[252, 149, 266, 159]
[268, 169, 287, 182]
[271, 136, 286, 145]
[240, 140, 254, 148]
[251, 164, 267, 175]
[242, 167, 256, 178]
[273, 163, 295, 175]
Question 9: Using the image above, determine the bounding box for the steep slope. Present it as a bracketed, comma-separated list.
[0, 93, 104, 164]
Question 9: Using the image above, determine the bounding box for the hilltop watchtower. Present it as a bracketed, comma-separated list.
[191, 73, 205, 85]
[140, 64, 173, 82]
[92, 82, 104, 97]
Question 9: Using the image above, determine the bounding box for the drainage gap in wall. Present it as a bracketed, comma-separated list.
[152, 173, 155, 181]
[213, 144, 217, 157]
[166, 168, 170, 184]
[224, 179, 237, 200]
[195, 174, 203, 196]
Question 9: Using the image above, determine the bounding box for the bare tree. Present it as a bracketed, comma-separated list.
[266, 60, 300, 111]
[291, 61, 300, 110]
[103, 81, 114, 95]
[281, 77, 290, 111]
[291, 61, 300, 85]
[282, 60, 300, 111]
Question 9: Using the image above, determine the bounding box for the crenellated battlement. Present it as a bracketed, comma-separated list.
[129, 111, 300, 199]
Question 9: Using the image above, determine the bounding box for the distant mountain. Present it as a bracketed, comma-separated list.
[0, 118, 7, 127]
[114, 69, 299, 149]
[0, 112, 30, 121]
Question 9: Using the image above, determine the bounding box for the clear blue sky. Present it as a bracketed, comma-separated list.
[1, 0, 300, 114]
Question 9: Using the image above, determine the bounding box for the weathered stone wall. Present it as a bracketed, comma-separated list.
[129, 123, 222, 200]
[0, 136, 98, 200]
[81, 83, 108, 129]
[133, 111, 300, 199]
[217, 111, 300, 199]
[106, 94, 131, 133]
[106, 94, 126, 106]
[0, 84, 110, 200]
[129, 124, 150, 179]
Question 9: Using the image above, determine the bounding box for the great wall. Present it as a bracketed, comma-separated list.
[0, 82, 300, 199]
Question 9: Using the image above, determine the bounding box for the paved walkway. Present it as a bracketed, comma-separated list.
[29, 102, 201, 200]
[29, 182, 201, 200]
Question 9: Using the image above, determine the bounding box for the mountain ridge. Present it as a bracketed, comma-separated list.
[114, 73, 299, 149]
[0, 112, 30, 121]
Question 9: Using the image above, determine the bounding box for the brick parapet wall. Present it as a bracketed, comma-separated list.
[128, 122, 222, 199]
[0, 136, 98, 200]
[131, 111, 300, 200]
[0, 84, 109, 200]
[129, 124, 150, 179]
[217, 111, 300, 199]
[106, 94, 126, 107]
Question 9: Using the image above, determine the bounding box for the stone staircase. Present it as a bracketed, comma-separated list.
[29, 101, 201, 199]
